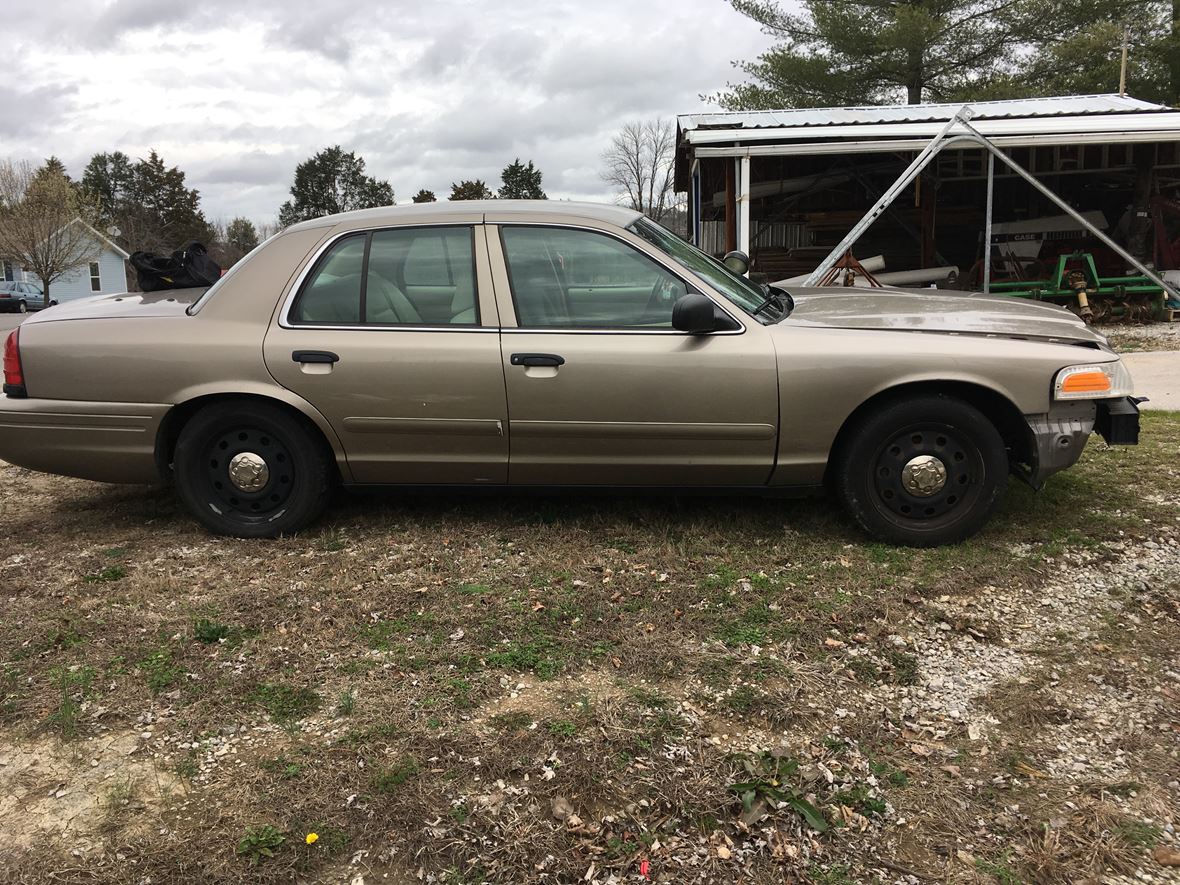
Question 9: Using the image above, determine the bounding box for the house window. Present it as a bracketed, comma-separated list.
[2, 261, 12, 282]
[89, 262, 101, 292]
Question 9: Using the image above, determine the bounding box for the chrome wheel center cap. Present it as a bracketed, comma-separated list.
[227, 452, 269, 492]
[901, 455, 947, 497]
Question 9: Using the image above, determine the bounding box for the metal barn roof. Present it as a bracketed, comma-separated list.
[678, 94, 1180, 154]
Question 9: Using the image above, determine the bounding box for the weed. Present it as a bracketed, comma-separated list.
[83, 566, 126, 584]
[832, 784, 887, 817]
[729, 751, 827, 832]
[546, 719, 577, 738]
[868, 760, 909, 788]
[485, 637, 565, 679]
[237, 825, 285, 865]
[138, 648, 181, 694]
[251, 682, 321, 723]
[45, 665, 96, 739]
[490, 711, 533, 731]
[725, 685, 762, 713]
[884, 649, 919, 685]
[974, 849, 1021, 884]
[1114, 818, 1161, 848]
[808, 864, 855, 885]
[454, 583, 492, 595]
[260, 756, 304, 779]
[175, 757, 198, 779]
[335, 687, 356, 716]
[193, 618, 233, 644]
[716, 621, 765, 647]
[372, 757, 419, 792]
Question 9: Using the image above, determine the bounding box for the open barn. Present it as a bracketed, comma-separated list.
[676, 94, 1180, 318]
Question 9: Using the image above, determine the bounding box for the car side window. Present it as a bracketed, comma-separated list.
[290, 234, 366, 324]
[289, 227, 478, 326]
[500, 226, 687, 328]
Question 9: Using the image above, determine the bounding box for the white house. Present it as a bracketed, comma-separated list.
[2, 220, 130, 305]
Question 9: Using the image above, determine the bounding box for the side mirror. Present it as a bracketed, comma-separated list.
[672, 293, 720, 334]
[722, 250, 751, 275]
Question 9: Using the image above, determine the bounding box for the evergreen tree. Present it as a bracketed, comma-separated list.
[497, 159, 547, 199]
[411, 189, 437, 203]
[225, 217, 259, 252]
[278, 146, 394, 226]
[448, 180, 495, 200]
[716, 0, 1035, 108]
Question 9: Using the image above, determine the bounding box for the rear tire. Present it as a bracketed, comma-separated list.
[174, 402, 333, 538]
[834, 395, 1008, 547]
[18, 301, 27, 314]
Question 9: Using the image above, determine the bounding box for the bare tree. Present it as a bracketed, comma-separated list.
[0, 159, 101, 306]
[600, 119, 679, 224]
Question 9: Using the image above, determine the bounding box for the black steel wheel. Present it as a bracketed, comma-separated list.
[174, 401, 333, 537]
[835, 395, 1008, 547]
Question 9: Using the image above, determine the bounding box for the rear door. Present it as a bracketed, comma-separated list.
[263, 222, 509, 485]
[488, 222, 779, 486]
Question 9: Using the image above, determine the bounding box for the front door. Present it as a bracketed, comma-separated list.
[264, 223, 508, 484]
[488, 223, 778, 486]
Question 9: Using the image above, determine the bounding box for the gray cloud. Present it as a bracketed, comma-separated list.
[1, 0, 774, 223]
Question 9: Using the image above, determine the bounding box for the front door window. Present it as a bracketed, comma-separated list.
[500, 226, 687, 328]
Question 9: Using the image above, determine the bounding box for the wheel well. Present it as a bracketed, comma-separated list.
[155, 393, 339, 483]
[824, 381, 1032, 487]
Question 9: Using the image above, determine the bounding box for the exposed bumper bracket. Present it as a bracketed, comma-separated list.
[1095, 396, 1143, 445]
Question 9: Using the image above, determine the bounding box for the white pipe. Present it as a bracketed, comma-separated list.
[983, 152, 994, 294]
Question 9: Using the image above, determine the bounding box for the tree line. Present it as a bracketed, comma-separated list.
[276, 150, 548, 225]
[716, 0, 1180, 109]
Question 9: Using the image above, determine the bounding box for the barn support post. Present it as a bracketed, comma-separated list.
[724, 159, 737, 253]
[739, 156, 751, 261]
[983, 151, 995, 294]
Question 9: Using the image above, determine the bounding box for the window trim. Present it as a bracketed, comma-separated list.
[496, 222, 745, 336]
[280, 223, 489, 331]
[89, 261, 102, 292]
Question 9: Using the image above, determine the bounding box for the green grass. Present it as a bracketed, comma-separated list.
[44, 665, 96, 738]
[137, 648, 181, 694]
[372, 757, 419, 793]
[83, 566, 127, 583]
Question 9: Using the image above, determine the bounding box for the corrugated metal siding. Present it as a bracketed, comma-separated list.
[699, 221, 810, 255]
[679, 94, 1168, 134]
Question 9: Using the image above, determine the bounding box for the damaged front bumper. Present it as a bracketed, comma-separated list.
[1018, 396, 1141, 489]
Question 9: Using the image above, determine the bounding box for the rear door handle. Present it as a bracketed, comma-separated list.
[510, 353, 565, 367]
[292, 350, 339, 364]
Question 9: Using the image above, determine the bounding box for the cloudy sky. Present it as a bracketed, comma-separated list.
[1, 0, 774, 226]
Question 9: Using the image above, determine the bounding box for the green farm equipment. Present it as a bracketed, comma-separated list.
[986, 251, 1168, 324]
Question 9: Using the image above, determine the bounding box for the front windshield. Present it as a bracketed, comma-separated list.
[629, 216, 771, 319]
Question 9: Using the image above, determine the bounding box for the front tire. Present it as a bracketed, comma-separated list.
[17, 301, 27, 314]
[834, 395, 1008, 547]
[174, 402, 334, 538]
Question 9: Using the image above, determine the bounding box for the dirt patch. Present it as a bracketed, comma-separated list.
[0, 730, 179, 854]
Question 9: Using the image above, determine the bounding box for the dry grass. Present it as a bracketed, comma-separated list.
[0, 413, 1178, 883]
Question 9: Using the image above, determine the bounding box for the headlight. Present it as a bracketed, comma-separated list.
[1053, 361, 1134, 400]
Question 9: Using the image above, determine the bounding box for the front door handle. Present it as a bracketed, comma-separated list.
[510, 353, 565, 367]
[292, 350, 339, 364]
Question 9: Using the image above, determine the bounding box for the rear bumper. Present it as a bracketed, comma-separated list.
[0, 397, 168, 483]
[1020, 396, 1139, 489]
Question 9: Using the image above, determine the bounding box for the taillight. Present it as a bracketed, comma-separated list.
[3, 328, 26, 396]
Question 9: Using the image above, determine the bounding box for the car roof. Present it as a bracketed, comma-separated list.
[282, 200, 645, 233]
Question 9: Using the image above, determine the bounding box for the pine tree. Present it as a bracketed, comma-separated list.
[411, 189, 437, 203]
[448, 180, 495, 201]
[497, 159, 547, 199]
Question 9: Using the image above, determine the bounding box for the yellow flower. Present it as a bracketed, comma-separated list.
[305, 833, 319, 845]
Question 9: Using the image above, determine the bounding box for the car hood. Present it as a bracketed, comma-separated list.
[783, 286, 1108, 346]
[22, 289, 205, 323]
